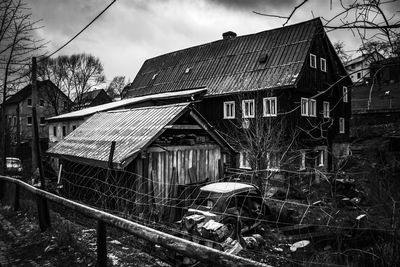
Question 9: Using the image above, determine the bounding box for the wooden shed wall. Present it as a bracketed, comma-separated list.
[146, 144, 221, 208]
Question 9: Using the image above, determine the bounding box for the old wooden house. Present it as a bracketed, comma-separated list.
[47, 103, 234, 217]
[124, 18, 352, 172]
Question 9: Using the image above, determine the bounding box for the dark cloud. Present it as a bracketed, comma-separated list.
[206, 0, 297, 10]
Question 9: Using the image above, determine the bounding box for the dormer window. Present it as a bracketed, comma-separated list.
[310, 53, 317, 68]
[320, 58, 326, 72]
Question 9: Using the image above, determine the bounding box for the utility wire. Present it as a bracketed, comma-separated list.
[41, 0, 117, 61]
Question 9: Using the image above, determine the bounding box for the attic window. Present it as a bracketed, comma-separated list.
[259, 52, 268, 63]
[152, 73, 158, 80]
[310, 53, 317, 68]
[185, 67, 192, 74]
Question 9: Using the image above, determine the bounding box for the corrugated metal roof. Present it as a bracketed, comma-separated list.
[47, 103, 190, 168]
[47, 87, 206, 122]
[126, 18, 323, 98]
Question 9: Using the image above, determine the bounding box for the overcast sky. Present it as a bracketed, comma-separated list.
[29, 0, 400, 85]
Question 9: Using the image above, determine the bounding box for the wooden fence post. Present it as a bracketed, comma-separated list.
[36, 194, 49, 232]
[14, 184, 20, 211]
[97, 220, 107, 267]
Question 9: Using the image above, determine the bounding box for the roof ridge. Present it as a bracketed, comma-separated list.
[105, 102, 190, 114]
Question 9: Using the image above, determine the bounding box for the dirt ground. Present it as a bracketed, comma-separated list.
[0, 203, 170, 266]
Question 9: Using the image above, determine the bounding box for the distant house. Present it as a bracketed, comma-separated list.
[124, 18, 352, 172]
[47, 88, 206, 146]
[74, 89, 112, 110]
[351, 57, 400, 128]
[1, 80, 71, 152]
[344, 52, 385, 84]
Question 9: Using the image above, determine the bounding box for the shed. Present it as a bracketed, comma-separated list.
[47, 103, 234, 217]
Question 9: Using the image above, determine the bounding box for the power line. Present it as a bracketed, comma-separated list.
[41, 0, 117, 61]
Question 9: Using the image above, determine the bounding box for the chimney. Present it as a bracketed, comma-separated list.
[222, 31, 237, 40]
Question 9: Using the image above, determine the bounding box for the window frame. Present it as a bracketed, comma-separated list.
[39, 99, 44, 107]
[323, 101, 330, 118]
[343, 86, 348, 103]
[27, 116, 32, 126]
[53, 126, 57, 137]
[39, 117, 45, 125]
[318, 150, 325, 167]
[239, 151, 251, 169]
[263, 97, 277, 117]
[242, 99, 255, 118]
[309, 99, 317, 117]
[320, 58, 327, 72]
[62, 126, 67, 137]
[310, 53, 317, 68]
[223, 101, 235, 119]
[27, 98, 32, 107]
[301, 98, 309, 116]
[339, 117, 345, 133]
[266, 152, 280, 172]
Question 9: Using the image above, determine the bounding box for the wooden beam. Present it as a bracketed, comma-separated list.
[164, 125, 202, 130]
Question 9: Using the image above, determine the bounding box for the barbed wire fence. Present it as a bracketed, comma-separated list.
[53, 154, 400, 266]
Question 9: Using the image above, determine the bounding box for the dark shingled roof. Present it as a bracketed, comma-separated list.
[125, 18, 324, 98]
[4, 80, 60, 105]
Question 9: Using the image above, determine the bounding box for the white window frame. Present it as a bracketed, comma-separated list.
[263, 97, 277, 117]
[239, 151, 251, 169]
[323, 101, 330, 118]
[318, 150, 325, 167]
[301, 98, 309, 116]
[339, 117, 345, 133]
[12, 116, 17, 126]
[310, 53, 317, 68]
[343, 86, 348, 103]
[320, 58, 326, 72]
[242, 99, 255, 118]
[300, 150, 306, 171]
[267, 152, 280, 172]
[309, 99, 317, 117]
[223, 101, 235, 119]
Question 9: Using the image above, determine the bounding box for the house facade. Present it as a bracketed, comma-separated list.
[124, 18, 352, 173]
[344, 52, 385, 84]
[2, 80, 71, 151]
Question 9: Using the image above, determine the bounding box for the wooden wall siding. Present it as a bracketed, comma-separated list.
[147, 144, 221, 210]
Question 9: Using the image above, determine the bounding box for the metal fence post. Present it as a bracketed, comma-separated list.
[97, 220, 107, 266]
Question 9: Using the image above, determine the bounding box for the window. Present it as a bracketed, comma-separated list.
[310, 53, 317, 68]
[267, 152, 280, 171]
[343, 86, 348, 103]
[62, 126, 67, 137]
[53, 126, 57, 137]
[357, 72, 361, 79]
[339, 117, 345, 133]
[223, 101, 235, 119]
[39, 99, 44, 106]
[309, 99, 317, 117]
[27, 98, 32, 107]
[318, 150, 325, 167]
[27, 116, 32, 125]
[13, 116, 17, 126]
[263, 97, 277, 117]
[320, 58, 326, 72]
[40, 117, 45, 125]
[72, 125, 77, 131]
[300, 151, 306, 170]
[323, 101, 330, 118]
[242, 99, 255, 118]
[301, 98, 309, 116]
[239, 151, 251, 169]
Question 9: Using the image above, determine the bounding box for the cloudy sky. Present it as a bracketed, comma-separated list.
[29, 0, 400, 84]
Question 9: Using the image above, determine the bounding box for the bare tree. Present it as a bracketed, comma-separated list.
[37, 53, 105, 109]
[0, 0, 43, 174]
[106, 75, 126, 99]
